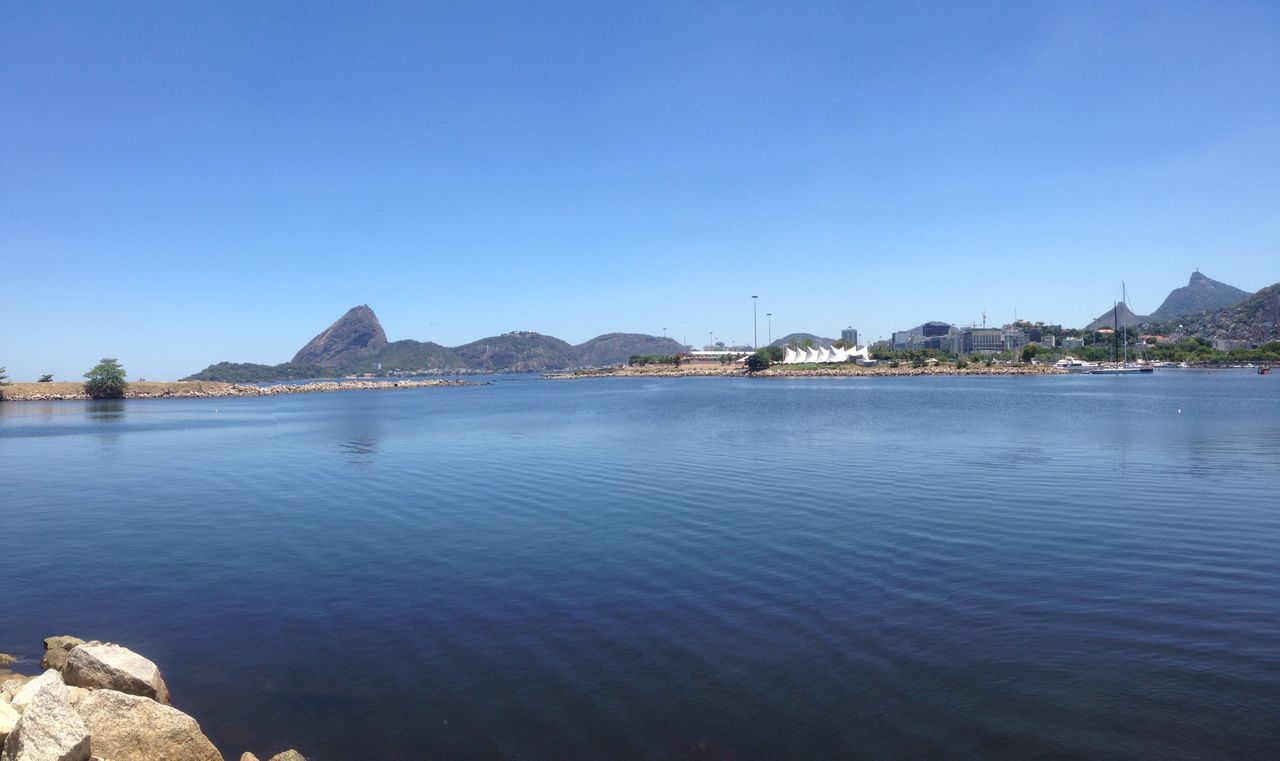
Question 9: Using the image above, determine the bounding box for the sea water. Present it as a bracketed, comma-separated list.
[2, 372, 1277, 759]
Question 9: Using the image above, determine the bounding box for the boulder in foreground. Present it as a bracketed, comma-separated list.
[75, 690, 220, 761]
[10, 673, 64, 715]
[0, 679, 90, 761]
[62, 644, 169, 704]
[0, 701, 19, 746]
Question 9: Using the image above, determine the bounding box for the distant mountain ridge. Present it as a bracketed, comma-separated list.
[1085, 272, 1251, 329]
[185, 306, 688, 380]
[769, 332, 838, 348]
[1148, 271, 1250, 321]
[1151, 281, 1280, 344]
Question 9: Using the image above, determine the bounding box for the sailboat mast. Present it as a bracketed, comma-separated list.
[1112, 301, 1118, 363]
[1122, 281, 1129, 364]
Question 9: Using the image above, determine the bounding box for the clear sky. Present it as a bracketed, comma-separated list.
[2, 1, 1277, 380]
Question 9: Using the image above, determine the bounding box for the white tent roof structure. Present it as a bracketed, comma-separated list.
[779, 344, 873, 365]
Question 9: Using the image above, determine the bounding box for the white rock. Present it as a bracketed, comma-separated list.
[62, 644, 168, 704]
[0, 701, 19, 745]
[74, 690, 220, 761]
[58, 692, 84, 713]
[2, 679, 32, 706]
[10, 673, 63, 716]
[0, 680, 90, 761]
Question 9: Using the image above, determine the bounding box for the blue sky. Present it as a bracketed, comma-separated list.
[2, 1, 1277, 380]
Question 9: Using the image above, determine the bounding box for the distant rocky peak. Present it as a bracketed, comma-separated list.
[291, 305, 389, 367]
[1148, 271, 1250, 322]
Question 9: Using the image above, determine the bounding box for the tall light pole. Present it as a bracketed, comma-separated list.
[766, 313, 772, 346]
[752, 295, 758, 349]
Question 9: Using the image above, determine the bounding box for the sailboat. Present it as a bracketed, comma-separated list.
[1091, 283, 1154, 375]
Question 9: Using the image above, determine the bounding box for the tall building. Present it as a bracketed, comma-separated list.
[961, 328, 1005, 354]
[841, 327, 858, 345]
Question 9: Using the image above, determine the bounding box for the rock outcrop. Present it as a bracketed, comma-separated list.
[74, 690, 220, 761]
[290, 305, 388, 368]
[1, 677, 90, 761]
[39, 641, 82, 674]
[2, 636, 310, 761]
[62, 644, 168, 705]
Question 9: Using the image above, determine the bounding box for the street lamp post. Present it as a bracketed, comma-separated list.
[752, 295, 758, 349]
[766, 313, 772, 346]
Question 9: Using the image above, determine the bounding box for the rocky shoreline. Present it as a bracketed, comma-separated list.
[0, 378, 473, 402]
[1, 637, 301, 761]
[546, 364, 1066, 379]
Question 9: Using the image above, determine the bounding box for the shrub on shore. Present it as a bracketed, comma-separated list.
[84, 358, 128, 399]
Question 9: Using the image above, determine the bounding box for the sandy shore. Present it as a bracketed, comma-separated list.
[0, 378, 472, 401]
[546, 364, 1066, 379]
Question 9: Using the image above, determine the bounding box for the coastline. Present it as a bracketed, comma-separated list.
[0, 378, 473, 402]
[545, 364, 1067, 379]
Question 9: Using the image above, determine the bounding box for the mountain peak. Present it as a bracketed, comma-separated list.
[291, 305, 389, 367]
[1086, 302, 1143, 331]
[1148, 272, 1250, 322]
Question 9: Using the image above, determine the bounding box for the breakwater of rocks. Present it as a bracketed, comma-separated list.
[0, 378, 473, 402]
[1, 637, 303, 761]
[546, 364, 1066, 379]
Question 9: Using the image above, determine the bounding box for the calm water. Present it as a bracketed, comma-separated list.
[2, 373, 1278, 760]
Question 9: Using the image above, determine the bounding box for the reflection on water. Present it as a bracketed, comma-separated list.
[329, 397, 384, 462]
[337, 439, 378, 459]
[86, 399, 126, 421]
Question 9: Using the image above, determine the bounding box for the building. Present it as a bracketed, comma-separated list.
[841, 326, 858, 346]
[1061, 336, 1084, 349]
[891, 321, 954, 350]
[1002, 328, 1028, 352]
[961, 328, 1005, 354]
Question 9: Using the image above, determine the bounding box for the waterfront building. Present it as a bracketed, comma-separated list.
[841, 327, 858, 346]
[961, 328, 1005, 354]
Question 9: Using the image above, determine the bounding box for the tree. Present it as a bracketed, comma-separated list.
[745, 348, 771, 373]
[1021, 345, 1038, 363]
[0, 366, 8, 386]
[84, 358, 128, 399]
[38, 374, 53, 383]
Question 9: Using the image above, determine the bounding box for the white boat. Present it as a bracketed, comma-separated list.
[1090, 365, 1151, 375]
[1055, 356, 1100, 373]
